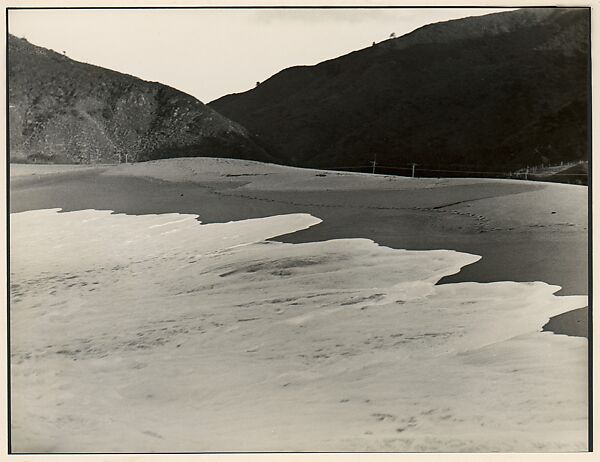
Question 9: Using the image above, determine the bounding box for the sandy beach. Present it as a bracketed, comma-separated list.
[10, 159, 588, 336]
[9, 158, 589, 452]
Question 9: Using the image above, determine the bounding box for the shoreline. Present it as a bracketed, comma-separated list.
[9, 160, 589, 337]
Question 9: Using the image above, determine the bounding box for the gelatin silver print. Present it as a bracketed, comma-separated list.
[6, 4, 591, 455]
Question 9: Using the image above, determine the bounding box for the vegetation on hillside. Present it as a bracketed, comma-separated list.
[8, 35, 270, 164]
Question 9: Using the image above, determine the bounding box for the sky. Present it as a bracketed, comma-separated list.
[9, 8, 515, 103]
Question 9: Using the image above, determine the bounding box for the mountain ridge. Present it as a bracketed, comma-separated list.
[210, 7, 590, 174]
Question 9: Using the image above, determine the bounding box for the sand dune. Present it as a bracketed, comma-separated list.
[106, 156, 542, 191]
[10, 208, 587, 452]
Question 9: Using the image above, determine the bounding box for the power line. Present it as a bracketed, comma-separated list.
[319, 164, 587, 177]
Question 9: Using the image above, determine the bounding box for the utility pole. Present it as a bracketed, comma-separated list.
[370, 154, 377, 174]
[410, 163, 418, 178]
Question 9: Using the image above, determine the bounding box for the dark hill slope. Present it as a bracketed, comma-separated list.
[211, 8, 590, 173]
[8, 35, 270, 164]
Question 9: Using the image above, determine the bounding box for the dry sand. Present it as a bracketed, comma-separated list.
[9, 163, 108, 177]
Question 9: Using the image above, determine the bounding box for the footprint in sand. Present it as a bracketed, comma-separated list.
[142, 430, 164, 439]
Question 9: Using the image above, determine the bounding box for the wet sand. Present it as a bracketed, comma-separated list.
[9, 160, 589, 337]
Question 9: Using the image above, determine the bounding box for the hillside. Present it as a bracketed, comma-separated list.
[8, 34, 271, 164]
[211, 8, 590, 174]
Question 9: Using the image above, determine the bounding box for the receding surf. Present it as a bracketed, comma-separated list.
[10, 209, 588, 452]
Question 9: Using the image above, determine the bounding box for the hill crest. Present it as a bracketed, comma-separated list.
[9, 34, 271, 164]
